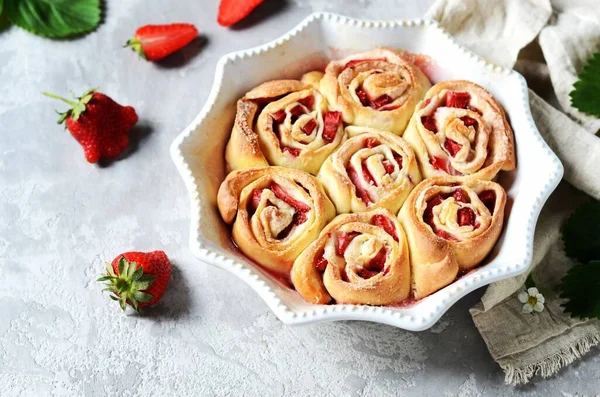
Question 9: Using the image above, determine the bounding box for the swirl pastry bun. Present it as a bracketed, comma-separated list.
[403, 80, 516, 179]
[320, 48, 431, 134]
[398, 176, 507, 298]
[317, 126, 422, 214]
[292, 208, 411, 305]
[217, 166, 336, 274]
[225, 72, 345, 175]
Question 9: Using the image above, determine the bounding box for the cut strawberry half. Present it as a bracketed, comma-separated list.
[322, 111, 342, 142]
[446, 91, 471, 108]
[371, 214, 399, 241]
[218, 0, 265, 27]
[126, 24, 198, 62]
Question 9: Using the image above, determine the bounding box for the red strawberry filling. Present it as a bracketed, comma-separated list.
[478, 190, 496, 213]
[421, 115, 437, 132]
[356, 88, 370, 107]
[323, 111, 342, 142]
[301, 119, 317, 135]
[460, 116, 477, 127]
[446, 91, 471, 108]
[289, 105, 306, 123]
[430, 156, 462, 176]
[345, 58, 386, 69]
[443, 139, 463, 157]
[423, 194, 444, 226]
[371, 214, 399, 241]
[467, 105, 482, 115]
[248, 189, 263, 213]
[457, 207, 476, 226]
[336, 232, 359, 256]
[382, 160, 395, 174]
[364, 138, 379, 148]
[452, 188, 469, 203]
[394, 154, 403, 170]
[271, 109, 286, 124]
[348, 167, 372, 205]
[315, 256, 328, 272]
[362, 162, 377, 187]
[270, 183, 311, 212]
[282, 146, 301, 157]
[298, 96, 314, 108]
[357, 247, 387, 279]
[435, 229, 459, 241]
[370, 94, 394, 110]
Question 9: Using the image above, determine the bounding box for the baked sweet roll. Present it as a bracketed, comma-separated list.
[317, 126, 422, 214]
[398, 177, 507, 298]
[320, 48, 431, 134]
[217, 166, 336, 274]
[292, 209, 410, 305]
[403, 80, 516, 180]
[225, 72, 345, 175]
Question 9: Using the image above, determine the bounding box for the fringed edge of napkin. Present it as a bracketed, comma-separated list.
[502, 334, 600, 385]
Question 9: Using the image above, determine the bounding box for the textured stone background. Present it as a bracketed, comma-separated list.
[0, 0, 598, 396]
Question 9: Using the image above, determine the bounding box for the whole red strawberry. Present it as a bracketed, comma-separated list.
[218, 0, 264, 26]
[98, 251, 172, 312]
[44, 89, 138, 163]
[126, 23, 198, 61]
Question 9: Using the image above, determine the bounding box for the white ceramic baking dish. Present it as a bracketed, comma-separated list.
[170, 12, 563, 331]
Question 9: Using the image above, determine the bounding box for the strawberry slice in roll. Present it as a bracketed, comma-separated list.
[398, 176, 507, 298]
[317, 126, 422, 214]
[225, 71, 345, 175]
[320, 48, 431, 135]
[403, 80, 516, 180]
[292, 209, 411, 305]
[217, 166, 336, 274]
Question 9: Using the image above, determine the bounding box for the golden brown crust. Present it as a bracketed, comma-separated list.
[291, 208, 411, 305]
[317, 126, 422, 214]
[217, 166, 336, 274]
[320, 48, 431, 134]
[225, 72, 345, 175]
[398, 176, 507, 298]
[403, 80, 516, 180]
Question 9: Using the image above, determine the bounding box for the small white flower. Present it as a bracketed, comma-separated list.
[518, 287, 545, 314]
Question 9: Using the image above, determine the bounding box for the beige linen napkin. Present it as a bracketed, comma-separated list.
[427, 0, 600, 384]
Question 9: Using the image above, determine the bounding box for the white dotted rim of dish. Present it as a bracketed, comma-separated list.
[170, 12, 564, 331]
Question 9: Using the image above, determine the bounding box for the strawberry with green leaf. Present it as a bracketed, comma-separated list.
[126, 23, 198, 61]
[98, 251, 172, 312]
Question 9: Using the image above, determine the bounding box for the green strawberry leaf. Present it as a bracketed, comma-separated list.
[570, 52, 600, 118]
[0, 0, 4, 16]
[560, 260, 600, 320]
[562, 201, 600, 263]
[4, 0, 101, 38]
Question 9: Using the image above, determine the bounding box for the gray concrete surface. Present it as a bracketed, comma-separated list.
[0, 1, 598, 396]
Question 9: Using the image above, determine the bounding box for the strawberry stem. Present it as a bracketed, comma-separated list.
[42, 92, 78, 106]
